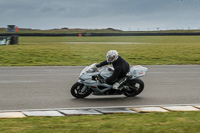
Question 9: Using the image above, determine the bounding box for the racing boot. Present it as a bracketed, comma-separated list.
[112, 82, 120, 90]
[112, 72, 132, 90]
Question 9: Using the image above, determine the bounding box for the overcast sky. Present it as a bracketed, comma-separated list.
[0, 0, 200, 31]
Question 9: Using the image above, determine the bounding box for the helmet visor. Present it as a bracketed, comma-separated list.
[107, 55, 116, 62]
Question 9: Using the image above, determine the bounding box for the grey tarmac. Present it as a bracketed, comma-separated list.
[0, 65, 199, 110]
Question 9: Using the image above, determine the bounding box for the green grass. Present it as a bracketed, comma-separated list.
[0, 112, 200, 133]
[0, 36, 200, 66]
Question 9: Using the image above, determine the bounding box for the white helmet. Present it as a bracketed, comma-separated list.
[106, 50, 119, 63]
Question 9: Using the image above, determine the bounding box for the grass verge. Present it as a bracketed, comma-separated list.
[0, 112, 200, 133]
[0, 36, 200, 66]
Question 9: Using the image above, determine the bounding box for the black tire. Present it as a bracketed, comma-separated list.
[71, 82, 92, 98]
[124, 79, 144, 97]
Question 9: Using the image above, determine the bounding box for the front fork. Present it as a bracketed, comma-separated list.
[78, 80, 87, 93]
[80, 85, 87, 93]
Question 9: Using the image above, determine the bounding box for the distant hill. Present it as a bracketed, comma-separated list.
[1, 27, 200, 34]
[0, 27, 124, 33]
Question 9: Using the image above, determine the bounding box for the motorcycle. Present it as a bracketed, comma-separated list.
[71, 63, 148, 98]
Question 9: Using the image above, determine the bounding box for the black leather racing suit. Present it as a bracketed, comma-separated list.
[96, 56, 130, 85]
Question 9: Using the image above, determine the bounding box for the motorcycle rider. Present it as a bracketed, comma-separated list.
[96, 50, 130, 90]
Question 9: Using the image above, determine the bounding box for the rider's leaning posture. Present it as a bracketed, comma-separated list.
[96, 50, 131, 90]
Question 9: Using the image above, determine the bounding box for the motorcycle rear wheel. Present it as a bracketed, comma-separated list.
[124, 79, 144, 97]
[71, 82, 92, 98]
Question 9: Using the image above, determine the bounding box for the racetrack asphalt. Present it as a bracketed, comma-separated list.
[0, 65, 199, 110]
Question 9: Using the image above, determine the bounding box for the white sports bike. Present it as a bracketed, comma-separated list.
[71, 63, 148, 98]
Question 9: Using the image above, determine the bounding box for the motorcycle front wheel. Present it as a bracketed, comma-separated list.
[124, 79, 144, 97]
[71, 82, 92, 98]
